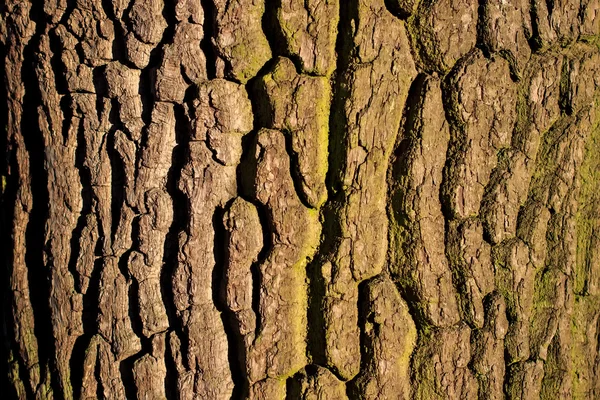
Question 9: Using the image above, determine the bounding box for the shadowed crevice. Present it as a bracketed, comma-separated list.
[345, 278, 374, 399]
[384, 0, 412, 19]
[99, 0, 136, 68]
[528, 0, 545, 51]
[262, 0, 286, 60]
[285, 371, 303, 400]
[106, 124, 126, 246]
[94, 345, 104, 399]
[0, 34, 26, 400]
[200, 0, 218, 79]
[300, 0, 358, 371]
[235, 130, 273, 343]
[160, 97, 195, 399]
[386, 73, 431, 330]
[69, 242, 104, 397]
[212, 203, 249, 399]
[305, 253, 328, 367]
[20, 3, 59, 396]
[262, 0, 311, 75]
[137, 0, 178, 126]
[120, 338, 152, 400]
[246, 63, 321, 209]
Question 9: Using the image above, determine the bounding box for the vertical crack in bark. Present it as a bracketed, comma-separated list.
[99, 0, 130, 67]
[161, 100, 192, 399]
[387, 72, 430, 329]
[200, 0, 217, 79]
[20, 4, 56, 396]
[346, 279, 371, 400]
[93, 345, 104, 399]
[246, 196, 272, 343]
[0, 31, 24, 400]
[211, 203, 248, 397]
[231, 116, 274, 393]
[303, 0, 355, 372]
[243, 72, 277, 346]
[262, 0, 297, 69]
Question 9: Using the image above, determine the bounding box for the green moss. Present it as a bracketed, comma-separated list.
[231, 37, 271, 83]
[574, 101, 600, 294]
[7, 349, 27, 398]
[406, 13, 446, 74]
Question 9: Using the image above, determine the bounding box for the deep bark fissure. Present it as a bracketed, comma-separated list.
[303, 0, 356, 373]
[0, 35, 26, 400]
[236, 132, 272, 341]
[211, 203, 248, 398]
[160, 99, 192, 400]
[200, 0, 218, 80]
[20, 6, 55, 396]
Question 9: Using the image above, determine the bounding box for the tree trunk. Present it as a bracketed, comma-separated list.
[2, 0, 600, 399]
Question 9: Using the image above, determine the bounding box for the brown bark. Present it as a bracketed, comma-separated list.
[2, 0, 600, 399]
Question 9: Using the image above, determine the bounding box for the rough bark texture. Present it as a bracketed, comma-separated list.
[2, 0, 600, 399]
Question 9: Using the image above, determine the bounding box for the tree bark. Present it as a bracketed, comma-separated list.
[2, 0, 600, 399]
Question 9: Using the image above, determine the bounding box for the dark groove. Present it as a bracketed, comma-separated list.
[262, 0, 308, 74]
[94, 345, 104, 399]
[240, 64, 285, 344]
[100, 0, 135, 68]
[72, 101, 95, 287]
[161, 98, 194, 400]
[120, 214, 150, 395]
[212, 203, 248, 399]
[285, 370, 303, 399]
[283, 128, 317, 209]
[161, 102, 191, 323]
[262, 0, 285, 56]
[305, 252, 328, 366]
[346, 278, 372, 399]
[120, 344, 152, 400]
[247, 196, 272, 342]
[386, 73, 434, 332]
[200, 0, 218, 79]
[545, 0, 555, 19]
[559, 56, 573, 115]
[248, 67, 320, 208]
[69, 335, 89, 400]
[65, 119, 87, 294]
[128, 270, 148, 342]
[20, 3, 59, 396]
[163, 331, 178, 400]
[528, 0, 545, 51]
[122, 272, 153, 397]
[107, 124, 126, 245]
[58, 0, 77, 26]
[475, 0, 492, 57]
[48, 28, 69, 95]
[0, 31, 23, 399]
[231, 83, 277, 345]
[384, 0, 411, 19]
[70, 247, 104, 397]
[302, 0, 357, 370]
[228, 121, 275, 392]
